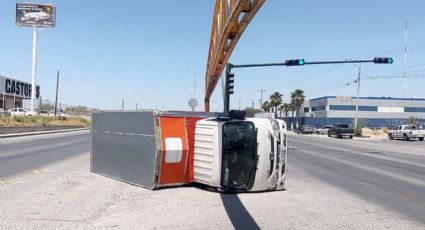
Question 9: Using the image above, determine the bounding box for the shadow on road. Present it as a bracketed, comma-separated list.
[220, 193, 260, 230]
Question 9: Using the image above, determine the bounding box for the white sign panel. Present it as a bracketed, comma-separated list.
[0, 75, 40, 99]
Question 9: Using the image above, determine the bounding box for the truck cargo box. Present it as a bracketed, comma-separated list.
[90, 110, 216, 189]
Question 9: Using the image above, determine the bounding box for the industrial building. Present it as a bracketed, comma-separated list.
[300, 96, 425, 128]
[0, 75, 40, 110]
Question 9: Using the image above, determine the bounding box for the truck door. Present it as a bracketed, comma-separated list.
[158, 117, 189, 186]
[394, 126, 401, 138]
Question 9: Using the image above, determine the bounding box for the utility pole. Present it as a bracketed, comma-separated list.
[122, 98, 125, 110]
[238, 100, 242, 110]
[251, 100, 254, 109]
[354, 64, 361, 129]
[403, 20, 408, 98]
[54, 71, 59, 116]
[258, 89, 266, 110]
[136, 103, 138, 110]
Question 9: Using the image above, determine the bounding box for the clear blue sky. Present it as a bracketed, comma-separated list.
[0, 0, 424, 111]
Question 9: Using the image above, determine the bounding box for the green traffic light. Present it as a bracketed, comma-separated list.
[387, 58, 393, 64]
[298, 59, 305, 65]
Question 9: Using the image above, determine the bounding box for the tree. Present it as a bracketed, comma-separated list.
[269, 92, 283, 117]
[279, 103, 290, 118]
[290, 89, 306, 129]
[408, 116, 417, 125]
[289, 100, 296, 130]
[262, 100, 272, 112]
[244, 107, 260, 118]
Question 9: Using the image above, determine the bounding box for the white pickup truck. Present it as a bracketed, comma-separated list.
[388, 125, 424, 141]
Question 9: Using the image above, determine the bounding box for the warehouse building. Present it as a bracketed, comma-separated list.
[0, 75, 40, 110]
[301, 96, 425, 128]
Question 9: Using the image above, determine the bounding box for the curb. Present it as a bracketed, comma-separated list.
[0, 128, 90, 138]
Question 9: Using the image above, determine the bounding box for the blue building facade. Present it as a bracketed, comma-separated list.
[296, 96, 425, 128]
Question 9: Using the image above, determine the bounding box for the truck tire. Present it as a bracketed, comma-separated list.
[328, 132, 331, 137]
[349, 135, 353, 139]
[337, 131, 342, 138]
[419, 137, 424, 141]
[403, 134, 410, 141]
[316, 131, 320, 135]
[388, 133, 393, 140]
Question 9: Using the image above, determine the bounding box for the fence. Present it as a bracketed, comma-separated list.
[21, 99, 96, 116]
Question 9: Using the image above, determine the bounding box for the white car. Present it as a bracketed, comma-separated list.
[0, 108, 11, 116]
[315, 125, 333, 135]
[7, 108, 38, 116]
[48, 111, 70, 117]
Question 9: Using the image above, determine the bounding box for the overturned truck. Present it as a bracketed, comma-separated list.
[91, 110, 287, 192]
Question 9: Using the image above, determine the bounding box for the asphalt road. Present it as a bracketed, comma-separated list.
[1, 131, 424, 229]
[0, 130, 90, 178]
[289, 134, 425, 224]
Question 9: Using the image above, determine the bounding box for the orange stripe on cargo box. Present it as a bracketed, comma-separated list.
[158, 117, 189, 185]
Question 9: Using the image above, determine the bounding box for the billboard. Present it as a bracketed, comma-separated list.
[16, 3, 56, 28]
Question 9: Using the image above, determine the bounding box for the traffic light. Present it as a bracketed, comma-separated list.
[227, 72, 235, 94]
[373, 57, 393, 64]
[285, 59, 305, 66]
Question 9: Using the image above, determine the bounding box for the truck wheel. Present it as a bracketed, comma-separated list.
[403, 134, 410, 141]
[419, 137, 424, 141]
[337, 132, 342, 138]
[349, 135, 353, 139]
[388, 134, 393, 140]
[328, 132, 331, 137]
[316, 131, 320, 135]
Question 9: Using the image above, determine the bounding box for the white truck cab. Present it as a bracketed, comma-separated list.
[193, 116, 287, 192]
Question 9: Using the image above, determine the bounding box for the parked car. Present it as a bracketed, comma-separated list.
[48, 111, 70, 117]
[39, 110, 51, 116]
[7, 108, 38, 116]
[297, 125, 315, 134]
[388, 125, 424, 141]
[328, 124, 354, 138]
[315, 125, 333, 135]
[0, 108, 11, 116]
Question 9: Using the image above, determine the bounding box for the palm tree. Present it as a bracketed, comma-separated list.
[262, 100, 272, 112]
[290, 89, 306, 129]
[280, 103, 290, 117]
[269, 92, 283, 117]
[289, 100, 296, 130]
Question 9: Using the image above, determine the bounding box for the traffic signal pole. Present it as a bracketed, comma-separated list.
[224, 57, 392, 113]
[224, 63, 232, 113]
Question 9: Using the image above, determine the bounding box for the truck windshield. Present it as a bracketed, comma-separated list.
[221, 121, 257, 190]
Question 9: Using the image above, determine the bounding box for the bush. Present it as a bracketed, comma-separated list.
[352, 119, 367, 137]
[13, 116, 28, 123]
[408, 116, 417, 125]
[0, 115, 91, 127]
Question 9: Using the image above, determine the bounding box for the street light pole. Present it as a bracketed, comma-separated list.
[258, 89, 265, 110]
[354, 63, 361, 129]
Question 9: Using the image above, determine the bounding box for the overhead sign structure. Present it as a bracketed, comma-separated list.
[16, 3, 56, 28]
[204, 0, 266, 112]
[16, 3, 55, 113]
